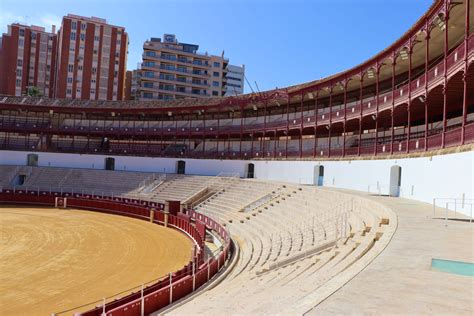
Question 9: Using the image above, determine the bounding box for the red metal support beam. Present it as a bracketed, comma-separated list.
[425, 28, 430, 151]
[285, 95, 290, 159]
[461, 0, 470, 145]
[328, 85, 333, 158]
[358, 76, 363, 156]
[442, 2, 449, 148]
[343, 80, 347, 157]
[390, 55, 396, 155]
[239, 106, 243, 158]
[299, 93, 304, 158]
[313, 91, 319, 158]
[407, 38, 413, 154]
[374, 65, 380, 156]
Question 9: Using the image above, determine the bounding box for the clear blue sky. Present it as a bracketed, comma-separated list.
[1, 0, 433, 93]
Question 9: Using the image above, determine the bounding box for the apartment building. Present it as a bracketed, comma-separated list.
[55, 14, 128, 100]
[140, 34, 237, 100]
[0, 24, 57, 97]
[124, 69, 141, 100]
[224, 64, 245, 96]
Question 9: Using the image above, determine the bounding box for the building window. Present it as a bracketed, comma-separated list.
[81, 23, 86, 30]
[16, 79, 21, 87]
[213, 62, 220, 67]
[91, 89, 95, 94]
[19, 29, 25, 37]
[67, 77, 73, 83]
[80, 34, 85, 41]
[212, 91, 219, 96]
[145, 51, 155, 57]
[31, 32, 36, 40]
[91, 79, 96, 84]
[16, 69, 22, 76]
[114, 71, 118, 77]
[213, 72, 219, 77]
[143, 82, 153, 88]
[72, 21, 77, 30]
[76, 88, 81, 93]
[70, 32, 76, 40]
[212, 81, 219, 87]
[92, 67, 97, 74]
[67, 88, 72, 94]
[144, 71, 154, 78]
[68, 64, 74, 72]
[143, 92, 153, 99]
[117, 40, 121, 45]
[115, 60, 119, 65]
[94, 36, 99, 41]
[19, 39, 24, 47]
[17, 59, 23, 67]
[78, 65, 83, 71]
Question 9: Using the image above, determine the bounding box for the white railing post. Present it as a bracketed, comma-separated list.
[461, 193, 465, 208]
[445, 202, 449, 227]
[102, 297, 106, 316]
[433, 198, 436, 218]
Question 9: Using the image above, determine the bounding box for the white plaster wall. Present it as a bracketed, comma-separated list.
[1, 150, 472, 216]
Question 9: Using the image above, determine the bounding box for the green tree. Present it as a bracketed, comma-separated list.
[25, 86, 42, 97]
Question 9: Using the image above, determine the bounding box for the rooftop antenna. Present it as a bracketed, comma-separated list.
[254, 81, 262, 96]
[244, 74, 255, 94]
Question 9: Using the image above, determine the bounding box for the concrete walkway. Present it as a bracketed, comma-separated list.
[311, 193, 474, 315]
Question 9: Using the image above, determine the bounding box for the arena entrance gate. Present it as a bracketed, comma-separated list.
[313, 165, 324, 186]
[27, 153, 38, 167]
[389, 165, 402, 197]
[105, 157, 115, 170]
[177, 160, 186, 174]
[246, 163, 255, 178]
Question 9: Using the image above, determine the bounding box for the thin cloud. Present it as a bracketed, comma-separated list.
[0, 11, 61, 33]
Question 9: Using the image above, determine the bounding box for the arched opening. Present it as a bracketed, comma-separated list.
[104, 157, 115, 171]
[246, 163, 255, 178]
[177, 160, 186, 174]
[313, 165, 324, 186]
[389, 165, 402, 197]
[27, 153, 38, 167]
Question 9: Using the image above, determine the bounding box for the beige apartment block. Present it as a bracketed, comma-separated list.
[140, 34, 241, 101]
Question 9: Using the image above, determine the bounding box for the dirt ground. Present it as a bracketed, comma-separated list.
[0, 205, 193, 316]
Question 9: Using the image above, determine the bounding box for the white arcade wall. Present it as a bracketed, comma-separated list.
[0, 150, 472, 216]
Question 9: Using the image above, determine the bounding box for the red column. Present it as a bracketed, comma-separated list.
[407, 41, 412, 153]
[299, 93, 304, 158]
[328, 86, 333, 158]
[217, 109, 220, 156]
[239, 106, 243, 158]
[390, 56, 396, 154]
[285, 96, 290, 158]
[441, 6, 449, 148]
[342, 80, 347, 157]
[424, 32, 430, 151]
[374, 65, 380, 156]
[263, 102, 267, 156]
[461, 0, 470, 145]
[202, 110, 206, 154]
[358, 76, 363, 156]
[313, 91, 318, 158]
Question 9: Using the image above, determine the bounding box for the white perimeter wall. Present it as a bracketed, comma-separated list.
[1, 150, 472, 216]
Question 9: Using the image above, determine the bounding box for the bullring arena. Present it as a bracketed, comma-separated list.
[0, 205, 192, 315]
[0, 0, 473, 315]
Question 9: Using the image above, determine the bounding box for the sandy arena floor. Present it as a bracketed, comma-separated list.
[0, 205, 193, 316]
